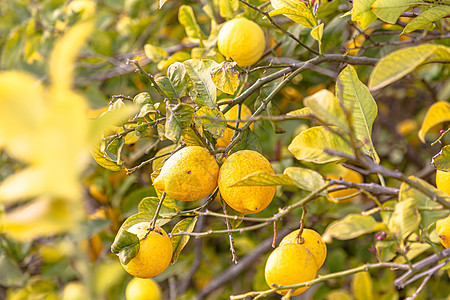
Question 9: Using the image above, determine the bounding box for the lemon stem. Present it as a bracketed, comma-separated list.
[296, 206, 307, 244]
[149, 192, 166, 230]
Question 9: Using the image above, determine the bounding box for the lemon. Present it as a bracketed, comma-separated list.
[152, 146, 219, 201]
[218, 150, 276, 214]
[325, 165, 363, 203]
[264, 243, 317, 296]
[121, 223, 172, 278]
[436, 170, 450, 195]
[125, 277, 161, 300]
[216, 104, 253, 148]
[279, 228, 327, 269]
[61, 282, 89, 300]
[436, 215, 450, 248]
[217, 18, 266, 67]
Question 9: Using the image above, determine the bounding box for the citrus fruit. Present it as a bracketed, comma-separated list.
[279, 228, 327, 269]
[325, 165, 363, 203]
[217, 18, 266, 67]
[121, 223, 172, 278]
[218, 150, 276, 214]
[216, 104, 253, 148]
[125, 277, 161, 300]
[61, 282, 89, 300]
[264, 243, 317, 296]
[436, 215, 450, 248]
[152, 146, 219, 201]
[436, 170, 450, 195]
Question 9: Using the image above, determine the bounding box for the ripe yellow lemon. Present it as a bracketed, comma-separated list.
[265, 243, 317, 296]
[436, 215, 450, 248]
[218, 150, 276, 214]
[121, 223, 172, 278]
[217, 18, 266, 67]
[153, 146, 219, 201]
[279, 228, 327, 269]
[436, 170, 450, 195]
[125, 277, 161, 300]
[216, 104, 253, 149]
[325, 165, 363, 203]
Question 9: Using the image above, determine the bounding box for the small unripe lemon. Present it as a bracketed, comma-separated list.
[436, 215, 450, 248]
[325, 165, 363, 203]
[153, 146, 219, 201]
[265, 244, 317, 296]
[219, 150, 276, 214]
[121, 223, 172, 278]
[216, 104, 253, 148]
[217, 18, 266, 67]
[436, 170, 450, 195]
[125, 277, 161, 300]
[280, 228, 327, 269]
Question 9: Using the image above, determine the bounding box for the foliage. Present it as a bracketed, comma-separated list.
[0, 0, 449, 299]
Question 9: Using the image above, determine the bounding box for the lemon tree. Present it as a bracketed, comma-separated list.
[1, 0, 450, 299]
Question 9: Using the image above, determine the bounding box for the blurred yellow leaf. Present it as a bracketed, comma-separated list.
[352, 271, 374, 300]
[0, 22, 133, 240]
[418, 101, 450, 143]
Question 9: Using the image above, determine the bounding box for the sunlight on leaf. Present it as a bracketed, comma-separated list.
[170, 217, 198, 264]
[418, 101, 450, 143]
[388, 198, 420, 240]
[432, 145, 450, 172]
[323, 214, 386, 242]
[351, 0, 377, 29]
[371, 0, 422, 24]
[269, 0, 317, 28]
[369, 44, 450, 91]
[310, 23, 324, 54]
[304, 89, 348, 130]
[402, 5, 450, 34]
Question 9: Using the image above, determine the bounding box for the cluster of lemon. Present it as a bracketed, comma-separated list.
[265, 228, 326, 296]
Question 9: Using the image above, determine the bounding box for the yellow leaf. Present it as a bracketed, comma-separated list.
[351, 0, 377, 29]
[2, 197, 78, 241]
[369, 44, 450, 91]
[310, 23, 324, 53]
[49, 21, 93, 94]
[351, 272, 373, 300]
[418, 101, 450, 143]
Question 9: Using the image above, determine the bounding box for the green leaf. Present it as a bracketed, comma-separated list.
[433, 145, 450, 171]
[144, 44, 168, 61]
[178, 5, 205, 40]
[110, 229, 140, 265]
[310, 23, 324, 54]
[167, 62, 189, 98]
[211, 62, 240, 95]
[230, 128, 262, 155]
[170, 217, 198, 264]
[388, 198, 420, 240]
[138, 196, 177, 216]
[269, 0, 317, 28]
[398, 176, 449, 229]
[91, 146, 123, 171]
[0, 253, 26, 287]
[418, 101, 450, 143]
[304, 89, 348, 130]
[184, 59, 218, 108]
[394, 241, 431, 263]
[371, 0, 424, 24]
[322, 14, 349, 52]
[326, 290, 353, 300]
[284, 167, 327, 194]
[323, 214, 386, 242]
[402, 5, 450, 34]
[351, 0, 377, 29]
[219, 0, 239, 19]
[336, 65, 379, 162]
[369, 44, 450, 91]
[194, 106, 226, 139]
[352, 272, 374, 300]
[181, 127, 205, 146]
[165, 103, 195, 142]
[155, 76, 180, 99]
[288, 126, 353, 164]
[231, 171, 296, 187]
